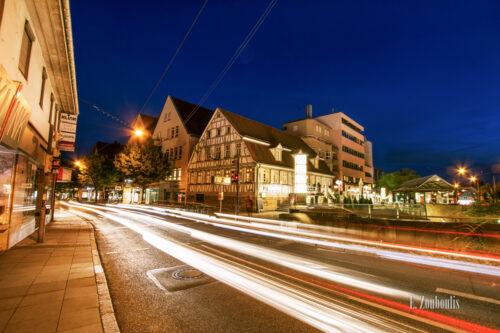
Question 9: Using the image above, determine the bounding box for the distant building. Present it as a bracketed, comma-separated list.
[187, 108, 334, 211]
[92, 141, 124, 159]
[151, 96, 214, 204]
[283, 105, 374, 199]
[0, 0, 78, 249]
[393, 175, 455, 204]
[129, 113, 158, 143]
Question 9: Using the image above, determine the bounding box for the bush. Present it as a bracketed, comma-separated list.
[465, 202, 500, 217]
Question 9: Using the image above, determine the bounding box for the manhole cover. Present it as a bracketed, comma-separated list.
[172, 268, 205, 281]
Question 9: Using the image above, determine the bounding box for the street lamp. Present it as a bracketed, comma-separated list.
[458, 167, 466, 175]
[134, 129, 144, 137]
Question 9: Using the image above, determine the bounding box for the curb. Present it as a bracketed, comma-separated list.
[88, 221, 121, 333]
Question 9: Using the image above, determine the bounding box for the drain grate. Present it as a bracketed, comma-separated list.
[172, 268, 205, 281]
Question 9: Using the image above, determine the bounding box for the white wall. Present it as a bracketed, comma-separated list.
[0, 0, 56, 142]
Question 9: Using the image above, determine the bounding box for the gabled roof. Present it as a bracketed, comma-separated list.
[219, 109, 333, 175]
[92, 141, 124, 159]
[393, 175, 454, 192]
[170, 96, 214, 136]
[137, 114, 159, 132]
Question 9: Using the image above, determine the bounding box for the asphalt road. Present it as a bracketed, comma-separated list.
[61, 202, 500, 332]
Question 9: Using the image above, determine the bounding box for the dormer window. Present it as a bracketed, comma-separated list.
[270, 144, 283, 162]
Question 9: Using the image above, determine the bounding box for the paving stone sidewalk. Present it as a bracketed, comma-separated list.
[0, 209, 119, 333]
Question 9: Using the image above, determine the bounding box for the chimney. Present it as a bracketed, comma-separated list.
[306, 104, 312, 118]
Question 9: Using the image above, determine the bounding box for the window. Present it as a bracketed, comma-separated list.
[260, 168, 270, 183]
[207, 130, 211, 139]
[19, 21, 34, 78]
[236, 143, 241, 156]
[271, 170, 279, 183]
[174, 147, 178, 160]
[225, 144, 230, 158]
[247, 168, 254, 183]
[341, 130, 363, 145]
[227, 126, 231, 134]
[175, 126, 179, 137]
[178, 146, 182, 160]
[280, 171, 288, 184]
[169, 148, 174, 160]
[325, 151, 331, 160]
[342, 160, 363, 171]
[48, 94, 55, 125]
[215, 146, 221, 159]
[39, 68, 47, 107]
[216, 128, 221, 136]
[342, 145, 365, 158]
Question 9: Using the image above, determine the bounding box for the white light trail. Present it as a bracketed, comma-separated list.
[113, 203, 500, 277]
[63, 202, 395, 332]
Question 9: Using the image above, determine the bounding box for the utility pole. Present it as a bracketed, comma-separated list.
[236, 155, 240, 215]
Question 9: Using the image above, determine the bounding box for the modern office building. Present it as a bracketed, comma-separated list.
[187, 108, 334, 211]
[0, 0, 78, 249]
[284, 105, 374, 198]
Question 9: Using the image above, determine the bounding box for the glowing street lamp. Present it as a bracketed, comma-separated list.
[134, 129, 144, 137]
[75, 160, 82, 168]
[458, 168, 466, 175]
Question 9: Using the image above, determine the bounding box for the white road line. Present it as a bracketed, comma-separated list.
[436, 288, 500, 306]
[146, 268, 168, 291]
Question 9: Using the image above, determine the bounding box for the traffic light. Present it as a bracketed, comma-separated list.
[231, 172, 239, 183]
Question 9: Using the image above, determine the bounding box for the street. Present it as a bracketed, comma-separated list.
[61, 201, 500, 332]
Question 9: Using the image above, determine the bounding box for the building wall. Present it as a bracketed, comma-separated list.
[153, 97, 197, 203]
[0, 0, 76, 250]
[315, 112, 371, 191]
[0, 0, 57, 142]
[283, 118, 338, 175]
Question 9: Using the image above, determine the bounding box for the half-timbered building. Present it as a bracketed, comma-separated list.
[187, 108, 334, 212]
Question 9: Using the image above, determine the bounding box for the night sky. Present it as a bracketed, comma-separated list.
[68, 0, 500, 183]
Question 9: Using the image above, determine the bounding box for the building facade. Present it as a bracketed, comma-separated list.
[0, 0, 78, 249]
[152, 96, 214, 204]
[187, 108, 334, 211]
[284, 106, 374, 199]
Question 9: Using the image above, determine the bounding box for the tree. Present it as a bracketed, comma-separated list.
[79, 152, 119, 203]
[114, 138, 170, 203]
[376, 168, 420, 191]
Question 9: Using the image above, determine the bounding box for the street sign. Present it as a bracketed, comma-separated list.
[58, 112, 77, 152]
[218, 192, 224, 200]
[223, 177, 231, 185]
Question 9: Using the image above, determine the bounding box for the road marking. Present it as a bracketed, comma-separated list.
[146, 268, 168, 291]
[436, 288, 500, 306]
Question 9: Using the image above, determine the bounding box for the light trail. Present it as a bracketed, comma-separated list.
[62, 202, 391, 332]
[63, 202, 500, 332]
[113, 204, 500, 276]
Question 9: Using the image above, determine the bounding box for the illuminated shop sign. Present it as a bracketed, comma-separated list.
[294, 154, 307, 194]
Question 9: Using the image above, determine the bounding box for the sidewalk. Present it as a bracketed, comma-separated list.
[0, 209, 119, 333]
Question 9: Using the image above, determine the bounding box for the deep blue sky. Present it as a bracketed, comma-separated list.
[68, 0, 500, 183]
